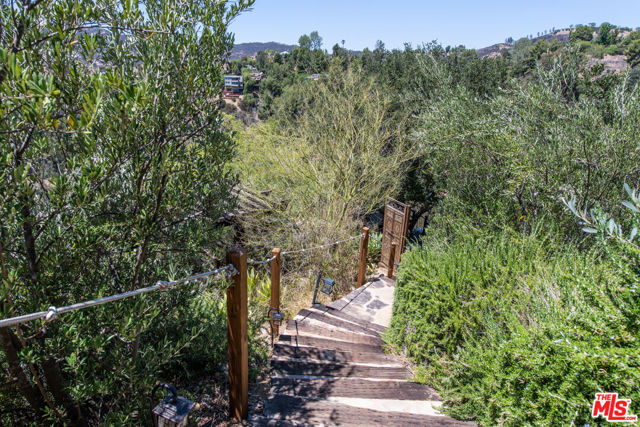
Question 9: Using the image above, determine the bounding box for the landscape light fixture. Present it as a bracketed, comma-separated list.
[269, 307, 285, 327]
[151, 382, 194, 427]
[312, 271, 335, 307]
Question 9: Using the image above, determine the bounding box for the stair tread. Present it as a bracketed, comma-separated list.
[270, 377, 440, 400]
[271, 359, 409, 379]
[277, 334, 384, 353]
[312, 304, 387, 333]
[273, 343, 395, 364]
[284, 319, 385, 346]
[298, 308, 382, 337]
[263, 394, 473, 426]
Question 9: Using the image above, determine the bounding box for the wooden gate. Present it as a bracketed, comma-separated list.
[380, 198, 411, 271]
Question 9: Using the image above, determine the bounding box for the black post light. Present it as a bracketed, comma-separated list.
[312, 271, 335, 307]
[151, 382, 194, 427]
[269, 307, 285, 327]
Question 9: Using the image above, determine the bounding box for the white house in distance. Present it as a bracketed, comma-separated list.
[224, 75, 244, 93]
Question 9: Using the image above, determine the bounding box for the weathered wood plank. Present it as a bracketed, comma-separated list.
[310, 304, 387, 334]
[270, 377, 440, 401]
[273, 343, 395, 364]
[270, 359, 408, 379]
[296, 308, 381, 337]
[285, 319, 384, 346]
[277, 334, 383, 354]
[264, 395, 474, 426]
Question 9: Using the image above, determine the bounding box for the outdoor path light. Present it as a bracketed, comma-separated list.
[312, 271, 335, 307]
[269, 307, 285, 326]
[151, 382, 194, 427]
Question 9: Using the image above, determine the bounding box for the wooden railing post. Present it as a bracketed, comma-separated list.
[270, 248, 282, 338]
[226, 247, 248, 421]
[357, 227, 370, 288]
[387, 241, 397, 278]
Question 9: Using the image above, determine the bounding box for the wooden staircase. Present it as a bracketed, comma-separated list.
[250, 275, 473, 426]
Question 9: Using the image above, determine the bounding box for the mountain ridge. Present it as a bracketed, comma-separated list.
[232, 26, 634, 59]
[231, 42, 296, 59]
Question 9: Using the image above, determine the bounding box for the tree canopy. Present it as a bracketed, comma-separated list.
[0, 0, 254, 423]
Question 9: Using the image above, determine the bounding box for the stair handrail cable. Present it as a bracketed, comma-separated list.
[0, 264, 238, 328]
[280, 235, 361, 256]
[0, 233, 362, 328]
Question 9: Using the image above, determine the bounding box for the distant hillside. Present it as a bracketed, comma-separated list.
[235, 25, 635, 67]
[475, 43, 512, 58]
[477, 29, 571, 58]
[474, 27, 635, 73]
[231, 42, 296, 59]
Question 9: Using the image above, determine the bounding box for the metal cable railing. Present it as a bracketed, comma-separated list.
[246, 234, 362, 266]
[247, 255, 276, 266]
[0, 264, 238, 328]
[0, 230, 372, 422]
[280, 235, 361, 256]
[0, 233, 363, 329]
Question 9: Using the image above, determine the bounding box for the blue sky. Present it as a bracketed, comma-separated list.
[230, 1, 640, 50]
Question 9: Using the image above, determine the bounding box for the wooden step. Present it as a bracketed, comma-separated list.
[297, 308, 382, 337]
[312, 304, 386, 333]
[264, 394, 473, 426]
[271, 377, 440, 400]
[284, 319, 385, 346]
[271, 359, 409, 379]
[272, 355, 402, 368]
[277, 334, 383, 354]
[273, 343, 396, 364]
[252, 275, 476, 426]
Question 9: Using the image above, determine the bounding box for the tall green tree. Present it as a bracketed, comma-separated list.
[309, 30, 323, 50]
[570, 25, 594, 42]
[0, 0, 253, 423]
[626, 39, 640, 67]
[298, 34, 312, 49]
[597, 22, 616, 45]
[238, 65, 414, 254]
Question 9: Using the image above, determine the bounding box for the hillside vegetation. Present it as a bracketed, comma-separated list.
[229, 23, 640, 123]
[384, 37, 640, 427]
[230, 28, 640, 424]
[2, 3, 640, 424]
[389, 226, 640, 425]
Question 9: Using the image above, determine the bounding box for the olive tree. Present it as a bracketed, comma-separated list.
[413, 48, 640, 233]
[0, 0, 253, 423]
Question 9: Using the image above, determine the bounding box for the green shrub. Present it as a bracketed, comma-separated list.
[606, 45, 621, 55]
[0, 0, 255, 423]
[367, 232, 383, 264]
[578, 40, 595, 53]
[413, 48, 640, 235]
[240, 93, 259, 112]
[570, 26, 594, 42]
[235, 65, 413, 294]
[387, 227, 640, 425]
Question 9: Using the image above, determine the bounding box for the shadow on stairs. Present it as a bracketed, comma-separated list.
[249, 274, 475, 426]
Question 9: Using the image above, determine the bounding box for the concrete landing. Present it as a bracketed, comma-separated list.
[328, 274, 395, 328]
